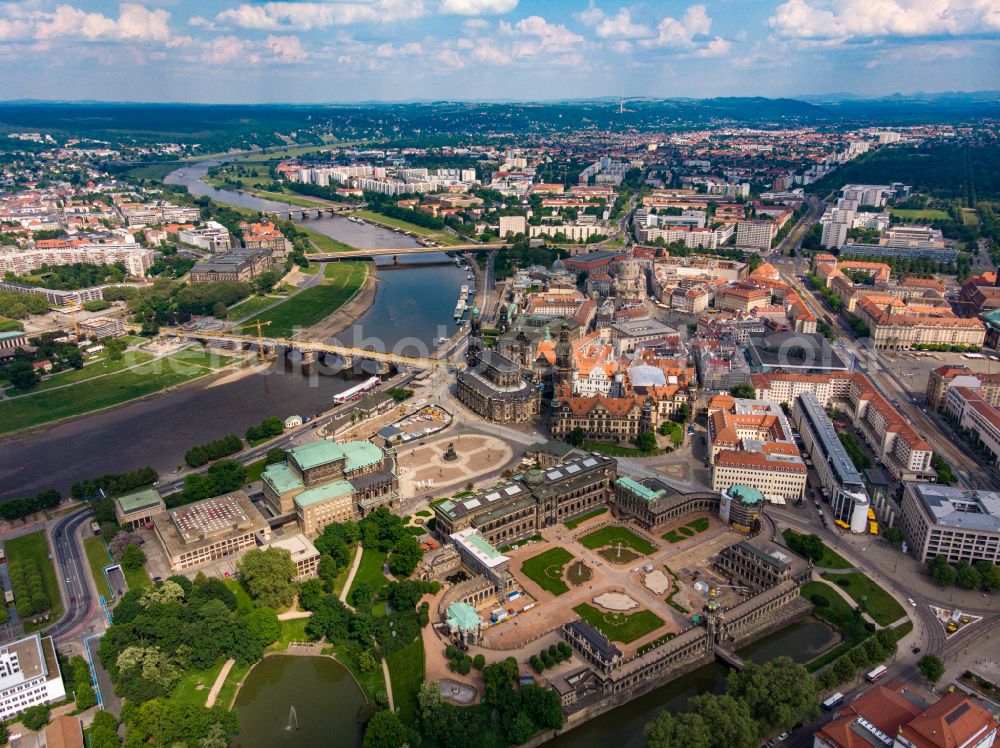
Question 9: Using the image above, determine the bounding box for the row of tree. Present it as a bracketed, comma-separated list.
[646, 658, 818, 748]
[70, 466, 158, 500]
[8, 559, 50, 617]
[184, 434, 242, 468]
[0, 489, 61, 521]
[245, 416, 284, 443]
[927, 554, 1000, 592]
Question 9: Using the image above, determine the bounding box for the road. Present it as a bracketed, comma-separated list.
[46, 507, 98, 642]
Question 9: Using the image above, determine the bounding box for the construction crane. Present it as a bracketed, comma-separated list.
[226, 320, 271, 359]
[65, 301, 83, 340]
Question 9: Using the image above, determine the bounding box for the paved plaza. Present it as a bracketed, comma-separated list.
[396, 433, 514, 498]
[467, 512, 742, 658]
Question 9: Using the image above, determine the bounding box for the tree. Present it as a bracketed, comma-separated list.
[727, 658, 818, 738]
[362, 710, 411, 748]
[918, 655, 945, 684]
[956, 561, 982, 590]
[89, 710, 120, 748]
[244, 607, 281, 647]
[121, 543, 146, 570]
[20, 705, 50, 731]
[882, 527, 905, 546]
[634, 430, 657, 451]
[730, 383, 756, 399]
[568, 427, 585, 447]
[237, 547, 297, 609]
[7, 360, 39, 391]
[506, 713, 536, 745]
[928, 555, 957, 587]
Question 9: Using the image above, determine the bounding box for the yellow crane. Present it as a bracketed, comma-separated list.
[226, 320, 272, 359]
[65, 301, 83, 340]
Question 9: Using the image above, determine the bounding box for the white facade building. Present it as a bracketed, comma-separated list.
[0, 634, 66, 721]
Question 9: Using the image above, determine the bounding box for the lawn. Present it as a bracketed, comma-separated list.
[0, 318, 22, 332]
[4, 531, 63, 632]
[0, 348, 234, 436]
[782, 529, 852, 570]
[820, 572, 906, 626]
[520, 547, 574, 596]
[125, 161, 186, 181]
[889, 208, 951, 221]
[123, 564, 152, 591]
[799, 581, 870, 671]
[169, 659, 227, 708]
[243, 458, 268, 485]
[573, 603, 664, 644]
[354, 209, 463, 246]
[579, 526, 656, 555]
[245, 262, 367, 337]
[267, 618, 311, 652]
[82, 536, 114, 602]
[663, 518, 709, 544]
[6, 351, 155, 396]
[564, 507, 608, 530]
[222, 578, 255, 614]
[226, 294, 284, 321]
[213, 660, 253, 710]
[386, 636, 424, 727]
[598, 547, 641, 564]
[348, 547, 389, 599]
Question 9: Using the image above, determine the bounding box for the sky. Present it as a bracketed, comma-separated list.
[0, 0, 997, 103]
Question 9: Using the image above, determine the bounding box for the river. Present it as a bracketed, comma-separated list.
[547, 618, 838, 748]
[0, 162, 467, 498]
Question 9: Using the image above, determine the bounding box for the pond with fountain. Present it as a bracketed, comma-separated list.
[232, 655, 367, 748]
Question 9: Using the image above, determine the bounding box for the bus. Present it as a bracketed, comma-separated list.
[866, 665, 888, 682]
[333, 376, 380, 405]
[822, 693, 845, 711]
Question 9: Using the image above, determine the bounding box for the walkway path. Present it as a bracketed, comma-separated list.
[810, 571, 877, 627]
[382, 659, 395, 712]
[205, 658, 235, 708]
[339, 544, 363, 604]
[277, 610, 312, 621]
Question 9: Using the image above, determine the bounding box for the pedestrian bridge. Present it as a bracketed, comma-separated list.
[714, 646, 745, 670]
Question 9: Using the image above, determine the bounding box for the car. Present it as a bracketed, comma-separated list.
[912, 647, 921, 654]
[777, 733, 789, 742]
[70, 596, 76, 604]
[907, 598, 917, 607]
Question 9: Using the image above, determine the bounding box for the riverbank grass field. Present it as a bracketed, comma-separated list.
[820, 572, 906, 626]
[573, 603, 664, 644]
[520, 547, 575, 596]
[0, 348, 236, 436]
[579, 526, 656, 555]
[4, 351, 156, 397]
[245, 261, 367, 337]
[4, 530, 63, 632]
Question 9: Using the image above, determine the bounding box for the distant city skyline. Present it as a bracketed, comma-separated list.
[0, 0, 997, 103]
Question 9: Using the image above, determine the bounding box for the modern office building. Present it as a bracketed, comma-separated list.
[0, 634, 66, 720]
[900, 483, 1000, 564]
[794, 392, 871, 533]
[151, 492, 271, 571]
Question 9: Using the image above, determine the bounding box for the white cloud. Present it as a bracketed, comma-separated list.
[188, 16, 216, 30]
[374, 41, 424, 58]
[202, 34, 253, 64]
[0, 17, 31, 40]
[436, 48, 466, 69]
[34, 3, 171, 42]
[439, 0, 517, 15]
[693, 36, 731, 56]
[216, 0, 426, 31]
[471, 40, 510, 64]
[265, 34, 306, 62]
[574, 1, 605, 27]
[769, 0, 1000, 41]
[640, 4, 712, 48]
[511, 15, 583, 50]
[595, 8, 651, 38]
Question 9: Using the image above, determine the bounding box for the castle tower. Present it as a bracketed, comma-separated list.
[555, 324, 574, 390]
[466, 307, 482, 368]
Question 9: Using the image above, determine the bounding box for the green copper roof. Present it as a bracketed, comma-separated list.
[0, 330, 25, 342]
[294, 479, 355, 509]
[447, 602, 481, 632]
[262, 463, 303, 495]
[288, 440, 384, 473]
[115, 488, 163, 515]
[615, 476, 665, 502]
[464, 532, 503, 560]
[727, 484, 765, 505]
